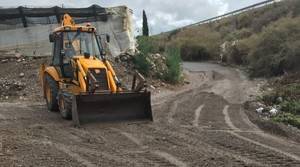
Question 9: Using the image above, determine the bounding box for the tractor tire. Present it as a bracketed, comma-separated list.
[58, 93, 72, 120]
[44, 74, 59, 111]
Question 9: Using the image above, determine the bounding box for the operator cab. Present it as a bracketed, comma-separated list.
[49, 30, 105, 79]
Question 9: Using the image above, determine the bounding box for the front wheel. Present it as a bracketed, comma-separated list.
[44, 74, 59, 111]
[58, 93, 72, 120]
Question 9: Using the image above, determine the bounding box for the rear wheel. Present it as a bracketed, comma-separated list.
[58, 93, 72, 120]
[44, 74, 59, 111]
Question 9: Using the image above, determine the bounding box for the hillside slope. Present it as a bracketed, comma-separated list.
[155, 0, 300, 77]
[154, 0, 300, 128]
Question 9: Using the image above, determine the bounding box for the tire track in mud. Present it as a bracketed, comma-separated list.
[30, 139, 142, 167]
[114, 123, 260, 166]
[178, 125, 300, 167]
[111, 127, 187, 167]
[73, 125, 187, 166]
[192, 104, 205, 127]
[66, 127, 148, 166]
[2, 63, 300, 166]
[221, 105, 300, 165]
[228, 105, 300, 157]
[166, 90, 196, 124]
[152, 151, 187, 167]
[223, 106, 300, 161]
[148, 89, 264, 165]
[52, 143, 97, 167]
[227, 104, 260, 131]
[194, 94, 229, 130]
[148, 124, 262, 166]
[31, 126, 147, 166]
[152, 84, 300, 166]
[166, 91, 218, 127]
[0, 113, 6, 120]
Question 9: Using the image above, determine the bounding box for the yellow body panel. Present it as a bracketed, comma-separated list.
[54, 14, 95, 33]
[45, 66, 60, 81]
[77, 57, 107, 70]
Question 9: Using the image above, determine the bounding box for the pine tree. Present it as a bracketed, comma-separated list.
[142, 10, 149, 36]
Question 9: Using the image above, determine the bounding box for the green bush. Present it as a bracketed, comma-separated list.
[261, 93, 278, 106]
[250, 4, 289, 32]
[272, 113, 300, 128]
[275, 83, 300, 101]
[234, 28, 253, 39]
[163, 47, 182, 83]
[225, 42, 250, 65]
[236, 13, 252, 30]
[167, 25, 222, 61]
[281, 100, 300, 115]
[134, 36, 163, 76]
[248, 16, 300, 77]
[136, 36, 160, 54]
[133, 53, 151, 76]
[180, 44, 210, 61]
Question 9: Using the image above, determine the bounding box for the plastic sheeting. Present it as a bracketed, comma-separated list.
[0, 6, 135, 57]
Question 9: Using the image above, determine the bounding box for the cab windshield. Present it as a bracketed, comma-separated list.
[63, 31, 101, 58]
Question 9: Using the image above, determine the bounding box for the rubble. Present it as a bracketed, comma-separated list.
[1, 59, 8, 63]
[116, 52, 168, 79]
[118, 52, 134, 62]
[277, 96, 283, 103]
[113, 51, 172, 92]
[0, 55, 48, 102]
[184, 80, 190, 85]
[147, 53, 168, 77]
[19, 73, 25, 78]
[15, 53, 22, 59]
[256, 107, 264, 114]
[149, 85, 156, 90]
[269, 107, 279, 116]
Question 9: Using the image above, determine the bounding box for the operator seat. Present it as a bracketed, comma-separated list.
[62, 43, 75, 78]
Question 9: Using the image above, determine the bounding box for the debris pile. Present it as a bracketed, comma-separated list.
[147, 53, 167, 78]
[116, 52, 168, 78]
[0, 51, 48, 102]
[255, 105, 280, 117]
[246, 100, 281, 119]
[114, 51, 170, 92]
[0, 78, 26, 100]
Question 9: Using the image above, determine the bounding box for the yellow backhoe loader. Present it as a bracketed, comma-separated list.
[39, 14, 152, 126]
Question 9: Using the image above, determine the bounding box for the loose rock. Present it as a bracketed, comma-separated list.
[19, 73, 25, 78]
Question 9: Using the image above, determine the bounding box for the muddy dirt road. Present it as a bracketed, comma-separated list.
[1, 62, 300, 167]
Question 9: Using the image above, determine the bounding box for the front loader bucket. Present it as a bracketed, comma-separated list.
[72, 92, 152, 126]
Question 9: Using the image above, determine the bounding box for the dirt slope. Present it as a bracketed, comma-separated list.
[1, 62, 300, 166]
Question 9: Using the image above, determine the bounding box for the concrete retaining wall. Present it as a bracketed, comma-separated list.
[0, 6, 135, 57]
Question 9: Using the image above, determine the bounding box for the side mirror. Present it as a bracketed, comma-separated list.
[49, 33, 55, 43]
[106, 34, 110, 43]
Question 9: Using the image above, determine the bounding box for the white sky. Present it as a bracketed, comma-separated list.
[0, 0, 266, 34]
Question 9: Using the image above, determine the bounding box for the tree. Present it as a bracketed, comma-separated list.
[142, 10, 149, 36]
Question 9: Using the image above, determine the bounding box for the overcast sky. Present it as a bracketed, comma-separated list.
[0, 0, 265, 34]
